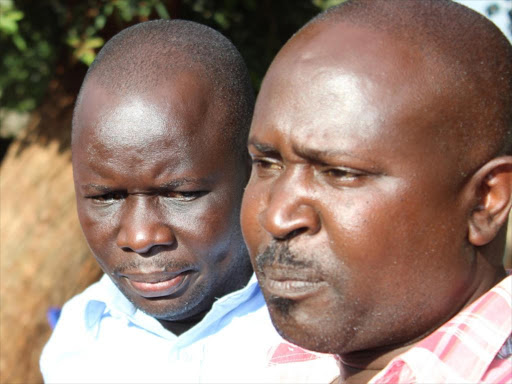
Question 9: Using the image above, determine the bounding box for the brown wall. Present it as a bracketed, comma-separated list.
[0, 97, 102, 384]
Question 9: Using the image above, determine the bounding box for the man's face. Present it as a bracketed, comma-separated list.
[73, 72, 251, 322]
[241, 24, 477, 355]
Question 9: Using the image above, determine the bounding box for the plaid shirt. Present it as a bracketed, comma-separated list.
[370, 274, 512, 384]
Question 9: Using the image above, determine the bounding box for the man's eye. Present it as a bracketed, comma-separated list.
[91, 192, 126, 202]
[252, 158, 282, 171]
[161, 191, 205, 201]
[323, 168, 362, 180]
[325, 169, 355, 178]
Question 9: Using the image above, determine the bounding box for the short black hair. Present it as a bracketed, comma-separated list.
[73, 19, 254, 154]
[303, 0, 512, 166]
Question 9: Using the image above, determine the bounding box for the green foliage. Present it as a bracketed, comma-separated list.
[0, 0, 348, 124]
[0, 0, 170, 117]
[2, 0, 512, 129]
[177, 0, 346, 89]
[63, 0, 170, 66]
[0, 0, 57, 112]
[313, 0, 346, 11]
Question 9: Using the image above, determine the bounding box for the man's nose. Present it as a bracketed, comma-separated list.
[116, 196, 175, 254]
[259, 171, 320, 241]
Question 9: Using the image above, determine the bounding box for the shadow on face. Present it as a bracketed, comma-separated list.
[241, 20, 511, 356]
[72, 71, 252, 329]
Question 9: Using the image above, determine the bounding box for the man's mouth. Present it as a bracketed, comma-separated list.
[261, 266, 327, 300]
[120, 270, 195, 298]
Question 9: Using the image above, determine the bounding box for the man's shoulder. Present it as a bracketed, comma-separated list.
[40, 276, 339, 383]
[54, 275, 112, 324]
[371, 275, 512, 384]
[39, 276, 113, 380]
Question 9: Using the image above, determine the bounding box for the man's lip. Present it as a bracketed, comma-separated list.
[261, 265, 323, 282]
[121, 270, 195, 298]
[120, 270, 190, 283]
[260, 266, 327, 300]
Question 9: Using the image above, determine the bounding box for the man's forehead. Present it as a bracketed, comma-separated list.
[257, 24, 432, 132]
[74, 72, 218, 150]
[276, 22, 429, 88]
[250, 21, 473, 174]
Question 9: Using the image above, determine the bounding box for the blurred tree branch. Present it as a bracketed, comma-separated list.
[0, 0, 349, 141]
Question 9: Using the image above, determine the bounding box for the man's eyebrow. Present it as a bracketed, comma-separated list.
[247, 140, 280, 157]
[293, 146, 342, 164]
[293, 145, 380, 169]
[82, 184, 114, 192]
[82, 178, 210, 191]
[248, 140, 378, 168]
[157, 178, 210, 189]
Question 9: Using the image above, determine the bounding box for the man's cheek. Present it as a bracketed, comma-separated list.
[240, 202, 259, 254]
[244, 220, 270, 259]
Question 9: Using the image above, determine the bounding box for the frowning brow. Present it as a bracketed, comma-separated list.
[82, 178, 210, 192]
[293, 144, 375, 165]
[293, 146, 350, 164]
[247, 140, 281, 158]
[157, 178, 211, 189]
[82, 184, 114, 193]
[293, 145, 383, 174]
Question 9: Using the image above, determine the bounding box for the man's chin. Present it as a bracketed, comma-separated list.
[127, 292, 205, 320]
[267, 298, 341, 354]
[112, 273, 209, 319]
[115, 285, 204, 322]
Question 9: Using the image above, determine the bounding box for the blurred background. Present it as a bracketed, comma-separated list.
[0, 0, 511, 383]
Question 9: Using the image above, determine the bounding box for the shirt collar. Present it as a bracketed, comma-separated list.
[84, 275, 135, 329]
[83, 273, 261, 339]
[371, 273, 512, 383]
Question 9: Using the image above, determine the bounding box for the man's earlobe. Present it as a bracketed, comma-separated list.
[468, 157, 512, 246]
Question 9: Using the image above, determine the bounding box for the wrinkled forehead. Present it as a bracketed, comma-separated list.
[257, 25, 431, 134]
[268, 24, 467, 127]
[251, 22, 480, 178]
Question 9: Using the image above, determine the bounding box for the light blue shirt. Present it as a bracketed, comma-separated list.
[40, 274, 337, 383]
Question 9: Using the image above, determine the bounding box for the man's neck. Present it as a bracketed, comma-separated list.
[158, 309, 209, 336]
[156, 265, 254, 336]
[336, 342, 416, 384]
[335, 266, 508, 383]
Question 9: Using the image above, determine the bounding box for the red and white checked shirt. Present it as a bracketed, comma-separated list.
[370, 274, 512, 384]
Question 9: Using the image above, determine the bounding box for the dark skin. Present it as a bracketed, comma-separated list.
[72, 69, 252, 335]
[241, 22, 512, 383]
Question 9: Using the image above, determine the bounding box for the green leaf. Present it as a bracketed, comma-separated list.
[138, 4, 151, 18]
[66, 33, 80, 48]
[85, 25, 96, 37]
[0, 9, 24, 34]
[78, 49, 96, 66]
[84, 37, 104, 49]
[12, 34, 26, 51]
[312, 0, 346, 11]
[213, 11, 229, 29]
[0, 17, 18, 34]
[18, 98, 36, 111]
[37, 41, 51, 58]
[155, 3, 170, 19]
[103, 3, 114, 16]
[94, 14, 106, 30]
[8, 9, 24, 21]
[115, 0, 134, 22]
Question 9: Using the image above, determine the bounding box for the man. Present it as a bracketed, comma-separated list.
[241, 0, 512, 383]
[40, 20, 337, 383]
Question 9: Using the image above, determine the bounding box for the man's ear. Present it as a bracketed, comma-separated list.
[468, 157, 512, 246]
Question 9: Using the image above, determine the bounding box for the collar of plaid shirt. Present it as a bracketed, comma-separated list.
[369, 273, 512, 384]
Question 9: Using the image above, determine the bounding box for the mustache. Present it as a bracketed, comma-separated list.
[113, 258, 195, 275]
[255, 242, 314, 272]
